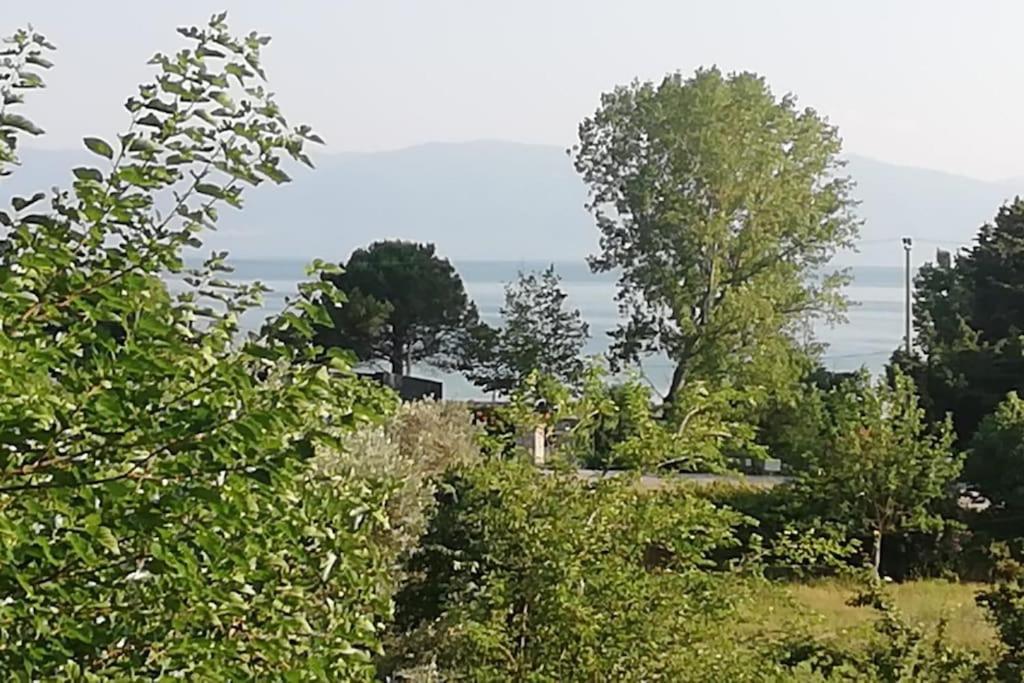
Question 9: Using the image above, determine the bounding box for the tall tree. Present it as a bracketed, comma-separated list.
[895, 199, 1024, 447]
[466, 265, 589, 394]
[792, 371, 960, 576]
[572, 68, 858, 406]
[317, 240, 480, 375]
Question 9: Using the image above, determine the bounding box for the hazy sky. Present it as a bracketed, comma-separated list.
[9, 1, 1024, 181]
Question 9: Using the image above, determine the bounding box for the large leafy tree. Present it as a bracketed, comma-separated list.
[466, 265, 589, 394]
[572, 67, 858, 406]
[895, 200, 1024, 448]
[791, 371, 960, 576]
[0, 17, 399, 679]
[316, 240, 480, 375]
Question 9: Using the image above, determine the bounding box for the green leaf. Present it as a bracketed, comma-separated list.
[72, 167, 104, 182]
[0, 112, 44, 135]
[83, 136, 114, 159]
[96, 527, 121, 556]
[137, 113, 163, 128]
[11, 192, 45, 211]
[195, 183, 225, 199]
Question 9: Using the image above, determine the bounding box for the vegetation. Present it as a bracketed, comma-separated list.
[0, 17, 401, 679]
[465, 265, 589, 395]
[3, 16, 1024, 683]
[386, 461, 752, 681]
[312, 240, 480, 375]
[573, 67, 858, 407]
[791, 371, 960, 575]
[896, 199, 1024, 447]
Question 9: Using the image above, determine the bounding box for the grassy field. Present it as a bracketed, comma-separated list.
[735, 578, 996, 652]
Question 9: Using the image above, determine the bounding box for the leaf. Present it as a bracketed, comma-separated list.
[25, 54, 54, 69]
[11, 192, 45, 211]
[0, 113, 44, 135]
[83, 136, 114, 159]
[96, 527, 121, 556]
[72, 167, 104, 182]
[195, 183, 224, 199]
[137, 113, 163, 128]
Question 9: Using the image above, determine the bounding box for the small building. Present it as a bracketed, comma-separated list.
[358, 372, 442, 401]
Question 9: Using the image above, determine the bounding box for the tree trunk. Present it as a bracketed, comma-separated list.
[872, 529, 883, 578]
[665, 362, 687, 408]
[389, 338, 405, 376]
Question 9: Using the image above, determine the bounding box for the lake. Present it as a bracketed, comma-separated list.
[215, 259, 909, 399]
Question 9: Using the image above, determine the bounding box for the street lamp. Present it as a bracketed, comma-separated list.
[902, 237, 913, 355]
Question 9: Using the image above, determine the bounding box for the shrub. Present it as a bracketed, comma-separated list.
[0, 16, 397, 679]
[977, 580, 1024, 681]
[317, 400, 482, 570]
[386, 461, 750, 681]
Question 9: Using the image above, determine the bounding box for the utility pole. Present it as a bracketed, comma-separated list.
[902, 237, 913, 355]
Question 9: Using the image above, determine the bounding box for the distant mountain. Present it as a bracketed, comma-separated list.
[3, 141, 1020, 268]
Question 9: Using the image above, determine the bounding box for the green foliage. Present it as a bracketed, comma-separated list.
[573, 67, 858, 405]
[756, 367, 863, 471]
[897, 199, 1024, 449]
[0, 27, 54, 176]
[568, 367, 759, 471]
[967, 391, 1024, 514]
[465, 265, 589, 395]
[387, 460, 750, 681]
[977, 580, 1024, 680]
[317, 400, 482, 572]
[0, 16, 397, 679]
[791, 371, 961, 575]
[313, 240, 481, 375]
[694, 483, 860, 579]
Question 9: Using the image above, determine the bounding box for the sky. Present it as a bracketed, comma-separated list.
[8, 1, 1024, 182]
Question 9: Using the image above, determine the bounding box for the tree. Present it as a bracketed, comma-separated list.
[967, 392, 1024, 515]
[792, 371, 961, 576]
[465, 265, 589, 394]
[316, 240, 480, 375]
[572, 67, 858, 406]
[0, 17, 399, 678]
[894, 199, 1024, 448]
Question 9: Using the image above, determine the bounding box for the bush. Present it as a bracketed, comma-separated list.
[0, 17, 397, 679]
[978, 580, 1024, 681]
[317, 400, 482, 571]
[386, 461, 751, 681]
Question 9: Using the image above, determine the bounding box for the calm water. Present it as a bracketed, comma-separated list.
[209, 260, 908, 399]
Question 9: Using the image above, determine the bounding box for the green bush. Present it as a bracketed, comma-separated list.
[978, 580, 1024, 681]
[318, 400, 482, 574]
[0, 16, 397, 679]
[387, 461, 751, 681]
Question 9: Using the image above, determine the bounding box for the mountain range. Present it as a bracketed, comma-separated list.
[3, 141, 1020, 268]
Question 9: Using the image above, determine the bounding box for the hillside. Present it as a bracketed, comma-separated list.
[3, 141, 1020, 267]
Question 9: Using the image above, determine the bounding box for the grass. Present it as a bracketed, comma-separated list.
[734, 577, 996, 652]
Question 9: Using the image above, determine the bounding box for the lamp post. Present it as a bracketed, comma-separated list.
[902, 237, 913, 355]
